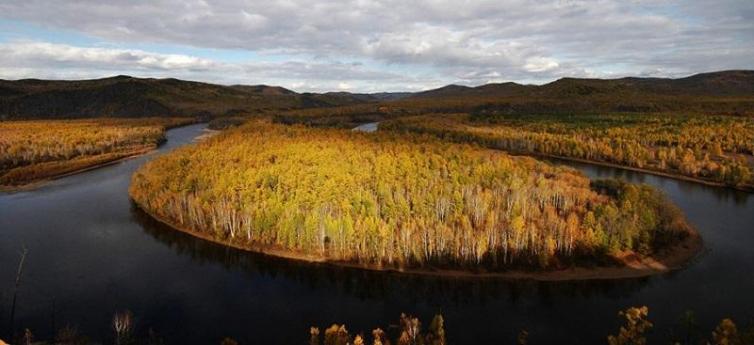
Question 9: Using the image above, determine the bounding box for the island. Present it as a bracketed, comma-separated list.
[129, 120, 701, 280]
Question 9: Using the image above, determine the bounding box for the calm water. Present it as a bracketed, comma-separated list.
[1, 124, 753, 344]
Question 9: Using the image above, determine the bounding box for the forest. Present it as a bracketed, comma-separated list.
[129, 120, 692, 270]
[382, 113, 754, 190]
[0, 117, 194, 186]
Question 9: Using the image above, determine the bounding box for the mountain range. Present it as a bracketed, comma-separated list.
[1, 70, 752, 119]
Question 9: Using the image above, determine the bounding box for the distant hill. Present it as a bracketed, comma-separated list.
[228, 84, 297, 95]
[324, 91, 413, 102]
[3, 70, 752, 120]
[411, 70, 754, 99]
[398, 70, 754, 116]
[410, 84, 474, 98]
[0, 76, 383, 119]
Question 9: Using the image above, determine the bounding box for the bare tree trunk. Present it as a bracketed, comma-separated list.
[8, 246, 28, 340]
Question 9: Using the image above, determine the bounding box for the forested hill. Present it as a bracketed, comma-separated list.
[398, 70, 754, 116]
[411, 70, 754, 99]
[3, 70, 752, 119]
[0, 75, 394, 119]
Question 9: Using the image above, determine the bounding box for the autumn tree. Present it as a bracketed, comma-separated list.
[607, 306, 653, 345]
[710, 319, 741, 345]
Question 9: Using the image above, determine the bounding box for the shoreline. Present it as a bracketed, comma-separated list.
[365, 121, 753, 193]
[0, 147, 157, 193]
[524, 152, 754, 193]
[133, 201, 703, 281]
[0, 121, 204, 193]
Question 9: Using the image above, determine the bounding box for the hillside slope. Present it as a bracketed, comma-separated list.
[3, 70, 752, 119]
[0, 76, 377, 119]
[411, 70, 754, 99]
[399, 70, 754, 116]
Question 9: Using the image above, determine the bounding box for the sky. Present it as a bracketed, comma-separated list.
[0, 0, 752, 93]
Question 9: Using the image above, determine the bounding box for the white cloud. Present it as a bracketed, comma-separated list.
[1, 42, 216, 71]
[524, 57, 560, 73]
[337, 82, 352, 91]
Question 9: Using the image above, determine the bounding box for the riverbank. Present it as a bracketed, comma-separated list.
[378, 114, 754, 193]
[524, 152, 754, 193]
[0, 146, 157, 193]
[0, 119, 200, 193]
[133, 201, 703, 281]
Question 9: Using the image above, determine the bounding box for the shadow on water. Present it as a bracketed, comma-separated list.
[132, 205, 655, 306]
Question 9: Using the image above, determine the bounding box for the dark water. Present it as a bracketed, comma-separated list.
[1, 124, 753, 344]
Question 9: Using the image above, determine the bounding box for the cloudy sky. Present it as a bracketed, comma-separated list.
[0, 0, 752, 92]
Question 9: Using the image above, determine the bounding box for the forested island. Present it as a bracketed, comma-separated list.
[0, 117, 194, 189]
[129, 120, 699, 278]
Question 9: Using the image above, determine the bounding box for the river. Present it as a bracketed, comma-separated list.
[1, 123, 752, 344]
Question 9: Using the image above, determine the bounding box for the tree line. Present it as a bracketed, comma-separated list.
[382, 113, 754, 188]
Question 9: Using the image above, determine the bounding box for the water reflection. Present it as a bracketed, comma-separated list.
[133, 204, 655, 306]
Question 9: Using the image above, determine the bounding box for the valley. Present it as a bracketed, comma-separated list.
[1, 71, 752, 344]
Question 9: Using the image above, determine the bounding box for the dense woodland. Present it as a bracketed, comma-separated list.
[130, 121, 690, 269]
[382, 114, 754, 189]
[0, 117, 194, 186]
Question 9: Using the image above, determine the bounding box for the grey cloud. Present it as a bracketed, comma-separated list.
[0, 0, 752, 90]
[0, 41, 438, 92]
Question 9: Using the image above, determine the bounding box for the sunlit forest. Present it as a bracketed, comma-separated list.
[382, 113, 754, 189]
[130, 120, 691, 270]
[0, 117, 194, 186]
